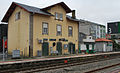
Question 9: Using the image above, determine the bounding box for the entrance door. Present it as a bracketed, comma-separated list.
[73, 44, 75, 54]
[68, 43, 75, 54]
[42, 42, 49, 56]
[68, 43, 72, 54]
[56, 42, 62, 55]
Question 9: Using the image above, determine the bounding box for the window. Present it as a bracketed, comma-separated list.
[55, 13, 59, 20]
[68, 26, 73, 37]
[59, 13, 63, 20]
[42, 22, 48, 35]
[15, 12, 20, 20]
[57, 25, 62, 36]
[55, 12, 63, 21]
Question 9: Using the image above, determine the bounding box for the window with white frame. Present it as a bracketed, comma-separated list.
[68, 26, 73, 37]
[15, 12, 20, 20]
[57, 25, 62, 36]
[42, 22, 48, 35]
[55, 12, 63, 21]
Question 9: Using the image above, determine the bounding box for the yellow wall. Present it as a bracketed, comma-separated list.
[33, 5, 78, 56]
[8, 5, 78, 57]
[8, 6, 29, 56]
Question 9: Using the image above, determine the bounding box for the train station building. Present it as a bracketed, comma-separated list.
[1, 2, 79, 57]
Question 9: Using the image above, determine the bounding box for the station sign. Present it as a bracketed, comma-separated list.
[107, 22, 120, 34]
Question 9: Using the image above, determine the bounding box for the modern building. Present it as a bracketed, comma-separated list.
[95, 38, 113, 52]
[79, 20, 106, 40]
[1, 2, 79, 57]
[78, 20, 106, 54]
[0, 24, 8, 52]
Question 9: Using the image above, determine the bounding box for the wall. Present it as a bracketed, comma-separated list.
[8, 6, 30, 56]
[95, 42, 113, 52]
[79, 20, 106, 40]
[33, 5, 78, 56]
[95, 42, 104, 52]
[79, 22, 90, 35]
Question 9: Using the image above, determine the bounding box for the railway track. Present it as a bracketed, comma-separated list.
[0, 56, 119, 73]
[21, 57, 120, 73]
[85, 63, 120, 73]
[0, 53, 119, 73]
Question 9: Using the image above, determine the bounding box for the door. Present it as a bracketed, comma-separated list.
[42, 42, 49, 56]
[92, 44, 95, 53]
[56, 42, 62, 55]
[68, 43, 72, 54]
[68, 43, 75, 54]
[86, 44, 89, 53]
[73, 44, 75, 54]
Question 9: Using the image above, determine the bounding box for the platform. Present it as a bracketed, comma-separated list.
[0, 52, 120, 65]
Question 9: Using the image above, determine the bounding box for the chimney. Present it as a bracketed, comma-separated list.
[72, 10, 76, 19]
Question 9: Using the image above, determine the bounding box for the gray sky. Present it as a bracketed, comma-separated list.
[1, 0, 120, 26]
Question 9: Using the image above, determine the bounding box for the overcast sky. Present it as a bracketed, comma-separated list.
[1, 0, 120, 26]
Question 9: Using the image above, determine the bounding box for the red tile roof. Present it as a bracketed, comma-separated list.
[95, 38, 112, 42]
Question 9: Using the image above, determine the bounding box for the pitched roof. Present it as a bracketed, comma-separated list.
[2, 2, 53, 22]
[42, 2, 72, 13]
[15, 2, 52, 15]
[2, 2, 77, 23]
[95, 38, 112, 42]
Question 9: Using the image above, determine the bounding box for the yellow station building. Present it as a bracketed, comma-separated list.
[2, 2, 79, 57]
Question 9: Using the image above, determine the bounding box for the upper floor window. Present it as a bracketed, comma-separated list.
[59, 13, 63, 20]
[42, 22, 48, 35]
[57, 25, 62, 36]
[68, 26, 73, 37]
[15, 12, 20, 20]
[55, 13, 59, 20]
[55, 12, 63, 21]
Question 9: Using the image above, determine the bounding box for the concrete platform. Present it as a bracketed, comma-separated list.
[0, 52, 120, 72]
[0, 52, 120, 65]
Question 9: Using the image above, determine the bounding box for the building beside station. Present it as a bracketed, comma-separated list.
[79, 35, 95, 54]
[1, 2, 79, 57]
[78, 19, 106, 53]
[95, 38, 113, 52]
[79, 19, 106, 40]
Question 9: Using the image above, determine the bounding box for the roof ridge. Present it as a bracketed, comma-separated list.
[42, 2, 72, 13]
[42, 2, 64, 9]
[13, 2, 41, 9]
